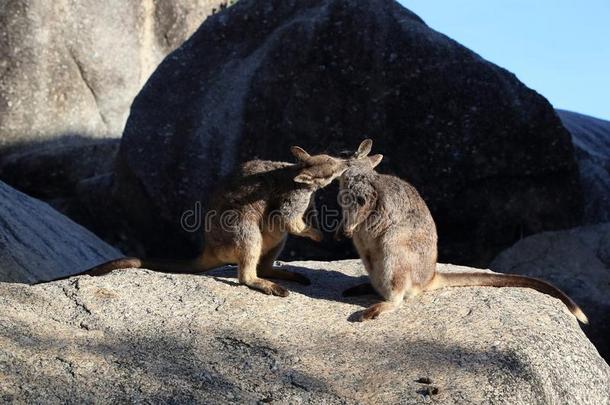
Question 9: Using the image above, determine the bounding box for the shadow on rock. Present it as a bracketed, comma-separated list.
[206, 264, 379, 310]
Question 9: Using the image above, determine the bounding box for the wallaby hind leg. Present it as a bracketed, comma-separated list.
[237, 230, 289, 297]
[359, 263, 410, 321]
[257, 237, 310, 285]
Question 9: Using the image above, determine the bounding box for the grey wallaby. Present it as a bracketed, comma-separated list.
[42, 143, 365, 297]
[336, 139, 588, 323]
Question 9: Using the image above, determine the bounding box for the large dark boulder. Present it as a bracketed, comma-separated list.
[556, 109, 610, 224]
[115, 0, 583, 265]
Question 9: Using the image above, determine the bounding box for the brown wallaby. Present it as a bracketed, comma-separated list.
[43, 143, 358, 297]
[337, 140, 588, 323]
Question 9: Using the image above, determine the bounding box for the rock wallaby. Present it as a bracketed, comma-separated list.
[44, 143, 361, 297]
[337, 139, 588, 323]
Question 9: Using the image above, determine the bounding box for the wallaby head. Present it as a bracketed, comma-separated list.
[290, 140, 383, 189]
[339, 174, 378, 238]
[337, 139, 384, 237]
[290, 145, 349, 188]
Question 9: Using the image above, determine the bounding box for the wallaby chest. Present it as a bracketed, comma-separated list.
[353, 231, 383, 274]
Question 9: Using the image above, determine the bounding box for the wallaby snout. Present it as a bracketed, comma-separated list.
[342, 224, 356, 238]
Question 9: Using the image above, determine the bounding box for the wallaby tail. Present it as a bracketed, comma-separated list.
[34, 257, 209, 284]
[32, 257, 142, 284]
[425, 271, 588, 324]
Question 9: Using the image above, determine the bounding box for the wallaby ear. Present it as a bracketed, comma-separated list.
[291, 146, 311, 163]
[354, 139, 373, 158]
[294, 172, 315, 184]
[369, 154, 383, 168]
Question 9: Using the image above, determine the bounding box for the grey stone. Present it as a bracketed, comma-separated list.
[491, 223, 610, 361]
[0, 260, 608, 403]
[0, 0, 225, 155]
[0, 138, 123, 250]
[556, 109, 610, 224]
[0, 137, 119, 205]
[0, 180, 122, 283]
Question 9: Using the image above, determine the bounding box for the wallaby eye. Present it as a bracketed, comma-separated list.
[356, 196, 366, 206]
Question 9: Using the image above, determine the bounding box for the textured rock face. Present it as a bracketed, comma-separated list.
[0, 260, 608, 403]
[491, 223, 610, 361]
[0, 137, 119, 206]
[556, 109, 610, 224]
[0, 137, 120, 240]
[0, 181, 121, 283]
[115, 0, 582, 265]
[0, 0, 224, 154]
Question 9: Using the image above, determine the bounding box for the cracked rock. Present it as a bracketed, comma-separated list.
[0, 261, 609, 403]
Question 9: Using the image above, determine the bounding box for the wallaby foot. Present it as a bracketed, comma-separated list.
[244, 277, 289, 297]
[342, 282, 377, 297]
[237, 228, 289, 297]
[360, 301, 400, 321]
[256, 237, 309, 285]
[259, 267, 310, 285]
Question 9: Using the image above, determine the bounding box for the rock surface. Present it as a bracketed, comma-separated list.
[0, 181, 121, 283]
[0, 260, 608, 403]
[114, 0, 582, 265]
[491, 223, 610, 361]
[0, 137, 119, 208]
[0, 0, 224, 155]
[0, 138, 126, 251]
[556, 109, 610, 224]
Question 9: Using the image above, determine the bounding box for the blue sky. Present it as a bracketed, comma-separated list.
[398, 1, 610, 119]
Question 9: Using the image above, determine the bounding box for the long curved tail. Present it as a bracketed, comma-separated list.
[425, 272, 588, 324]
[35, 256, 213, 284]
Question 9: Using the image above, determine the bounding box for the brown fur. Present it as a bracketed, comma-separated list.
[338, 140, 588, 323]
[44, 145, 354, 296]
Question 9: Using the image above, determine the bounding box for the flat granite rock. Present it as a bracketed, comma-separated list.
[1, 260, 608, 404]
